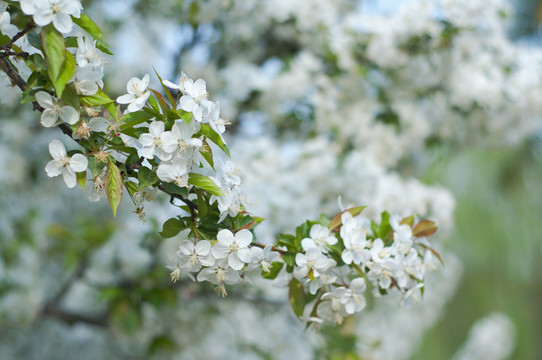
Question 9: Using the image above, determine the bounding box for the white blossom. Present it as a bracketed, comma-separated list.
[35, 91, 79, 127]
[180, 78, 212, 122]
[139, 121, 177, 160]
[301, 224, 337, 252]
[44, 139, 87, 188]
[211, 229, 252, 271]
[177, 240, 215, 271]
[32, 0, 82, 34]
[117, 74, 150, 113]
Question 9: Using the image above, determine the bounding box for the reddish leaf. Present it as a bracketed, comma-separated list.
[412, 220, 438, 237]
[329, 206, 367, 231]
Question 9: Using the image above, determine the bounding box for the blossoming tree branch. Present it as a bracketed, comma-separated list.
[0, 0, 440, 325]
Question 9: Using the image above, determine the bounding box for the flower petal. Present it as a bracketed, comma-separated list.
[69, 154, 88, 172]
[62, 167, 77, 188]
[35, 91, 53, 108]
[52, 12, 73, 33]
[228, 254, 244, 271]
[217, 229, 234, 246]
[235, 229, 253, 248]
[49, 139, 67, 159]
[45, 160, 62, 177]
[59, 106, 79, 125]
[211, 243, 229, 259]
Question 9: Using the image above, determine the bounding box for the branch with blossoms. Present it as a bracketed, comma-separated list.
[0, 0, 441, 325]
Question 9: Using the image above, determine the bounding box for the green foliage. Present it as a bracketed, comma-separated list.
[105, 162, 123, 217]
[188, 173, 224, 196]
[288, 278, 306, 317]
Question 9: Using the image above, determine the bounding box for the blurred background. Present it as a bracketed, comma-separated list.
[1, 0, 541, 359]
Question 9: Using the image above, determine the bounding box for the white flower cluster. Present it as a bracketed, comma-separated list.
[16, 0, 82, 34]
[115, 72, 245, 220]
[169, 229, 279, 297]
[169, 209, 439, 324]
[298, 213, 436, 324]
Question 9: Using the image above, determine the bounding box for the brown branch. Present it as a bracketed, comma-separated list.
[0, 22, 35, 50]
[41, 304, 109, 327]
[158, 184, 198, 219]
[251, 242, 287, 255]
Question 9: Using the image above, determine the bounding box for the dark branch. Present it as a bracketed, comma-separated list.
[157, 184, 198, 219]
[0, 22, 35, 50]
[41, 304, 109, 327]
[251, 242, 287, 255]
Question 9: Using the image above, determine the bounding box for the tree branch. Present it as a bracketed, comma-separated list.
[0, 22, 35, 50]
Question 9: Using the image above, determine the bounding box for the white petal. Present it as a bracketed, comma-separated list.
[195, 240, 211, 256]
[138, 133, 154, 147]
[41, 110, 58, 127]
[140, 145, 156, 159]
[162, 79, 180, 91]
[62, 167, 77, 188]
[33, 9, 54, 26]
[178, 240, 195, 256]
[88, 117, 108, 132]
[237, 248, 252, 263]
[35, 91, 53, 108]
[235, 229, 253, 248]
[59, 106, 79, 125]
[341, 250, 353, 265]
[217, 229, 235, 246]
[149, 121, 165, 137]
[52, 12, 72, 33]
[49, 139, 67, 159]
[117, 93, 135, 104]
[211, 243, 230, 259]
[228, 254, 244, 271]
[69, 154, 88, 172]
[179, 96, 196, 112]
[45, 160, 62, 177]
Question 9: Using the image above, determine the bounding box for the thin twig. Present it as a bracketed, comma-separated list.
[0, 22, 34, 50]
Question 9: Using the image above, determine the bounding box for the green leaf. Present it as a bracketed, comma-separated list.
[197, 192, 209, 218]
[87, 156, 107, 177]
[283, 253, 296, 272]
[105, 162, 123, 217]
[378, 211, 392, 240]
[80, 89, 114, 107]
[27, 32, 43, 50]
[277, 234, 297, 250]
[160, 182, 188, 197]
[199, 124, 230, 157]
[200, 138, 214, 169]
[148, 94, 161, 114]
[25, 54, 47, 72]
[41, 25, 66, 93]
[160, 218, 184, 238]
[51, 50, 75, 97]
[76, 170, 86, 189]
[72, 14, 103, 41]
[153, 67, 176, 109]
[72, 14, 113, 55]
[400, 215, 415, 227]
[262, 261, 284, 279]
[64, 36, 78, 48]
[188, 173, 223, 196]
[120, 110, 154, 131]
[96, 41, 113, 55]
[288, 278, 306, 317]
[148, 334, 176, 355]
[62, 83, 80, 110]
[138, 166, 159, 189]
[124, 180, 139, 198]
